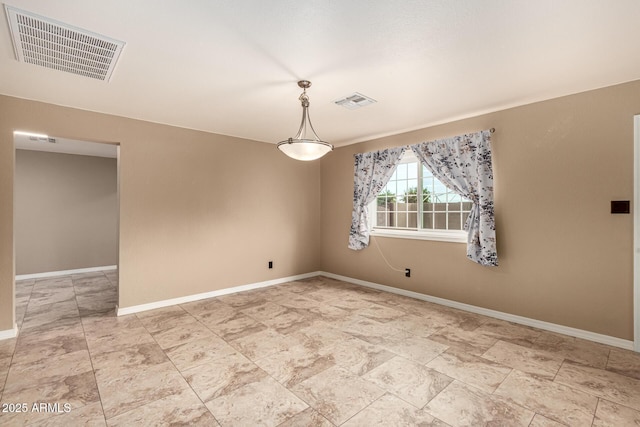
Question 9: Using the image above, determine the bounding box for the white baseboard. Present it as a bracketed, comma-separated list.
[0, 323, 18, 341]
[117, 271, 322, 316]
[321, 272, 635, 351]
[16, 265, 117, 281]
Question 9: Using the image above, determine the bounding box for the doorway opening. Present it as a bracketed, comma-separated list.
[13, 132, 120, 329]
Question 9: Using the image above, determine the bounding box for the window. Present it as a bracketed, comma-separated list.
[370, 151, 472, 242]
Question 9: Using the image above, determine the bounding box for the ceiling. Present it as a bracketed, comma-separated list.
[2, 1, 640, 147]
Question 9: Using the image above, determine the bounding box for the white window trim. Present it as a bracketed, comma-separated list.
[369, 150, 468, 244]
[370, 227, 467, 243]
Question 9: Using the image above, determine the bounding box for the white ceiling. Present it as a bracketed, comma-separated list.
[2, 1, 640, 147]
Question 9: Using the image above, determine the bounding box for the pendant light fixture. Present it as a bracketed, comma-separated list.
[277, 80, 333, 161]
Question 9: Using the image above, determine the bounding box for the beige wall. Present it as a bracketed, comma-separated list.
[321, 80, 640, 340]
[15, 150, 118, 275]
[0, 95, 321, 331]
[1, 80, 638, 338]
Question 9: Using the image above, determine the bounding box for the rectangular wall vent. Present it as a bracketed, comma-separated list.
[334, 92, 377, 110]
[4, 5, 125, 81]
[28, 136, 56, 144]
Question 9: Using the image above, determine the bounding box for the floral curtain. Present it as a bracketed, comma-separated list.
[410, 130, 497, 266]
[349, 146, 406, 250]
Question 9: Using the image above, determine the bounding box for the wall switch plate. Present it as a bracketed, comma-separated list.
[611, 200, 630, 214]
[405, 268, 410, 277]
[268, 261, 273, 269]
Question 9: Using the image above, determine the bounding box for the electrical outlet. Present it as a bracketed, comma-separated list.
[405, 268, 411, 277]
[268, 261, 273, 269]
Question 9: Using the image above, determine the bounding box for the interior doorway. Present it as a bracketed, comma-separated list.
[13, 132, 120, 326]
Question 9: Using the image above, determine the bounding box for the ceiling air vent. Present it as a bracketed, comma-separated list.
[334, 92, 377, 110]
[4, 5, 125, 81]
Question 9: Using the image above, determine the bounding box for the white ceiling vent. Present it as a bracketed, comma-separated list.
[334, 92, 377, 110]
[4, 5, 125, 81]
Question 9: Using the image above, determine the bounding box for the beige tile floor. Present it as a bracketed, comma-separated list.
[1, 272, 640, 426]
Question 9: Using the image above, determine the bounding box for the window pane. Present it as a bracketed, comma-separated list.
[396, 180, 407, 196]
[396, 212, 408, 228]
[448, 192, 462, 203]
[385, 182, 395, 194]
[431, 191, 447, 203]
[423, 177, 432, 189]
[396, 163, 407, 180]
[422, 213, 433, 229]
[372, 159, 475, 235]
[448, 212, 461, 230]
[434, 180, 447, 194]
[421, 190, 429, 204]
[448, 201, 462, 211]
[408, 162, 418, 179]
[408, 212, 418, 228]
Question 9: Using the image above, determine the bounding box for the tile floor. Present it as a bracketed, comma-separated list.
[1, 272, 640, 426]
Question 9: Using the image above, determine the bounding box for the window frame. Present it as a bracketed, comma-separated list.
[369, 151, 468, 244]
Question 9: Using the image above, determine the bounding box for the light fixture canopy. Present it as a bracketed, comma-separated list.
[277, 80, 333, 161]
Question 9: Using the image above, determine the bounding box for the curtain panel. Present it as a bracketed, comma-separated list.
[348, 147, 406, 250]
[410, 130, 497, 266]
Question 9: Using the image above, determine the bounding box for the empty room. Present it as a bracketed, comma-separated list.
[1, 1, 640, 426]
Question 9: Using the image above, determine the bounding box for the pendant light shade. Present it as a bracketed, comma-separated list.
[277, 80, 333, 161]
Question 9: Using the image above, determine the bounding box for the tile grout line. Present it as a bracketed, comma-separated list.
[75, 271, 109, 426]
[135, 304, 231, 425]
[186, 286, 374, 425]
[590, 398, 602, 427]
[181, 298, 322, 425]
[551, 359, 566, 383]
[337, 394, 381, 426]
